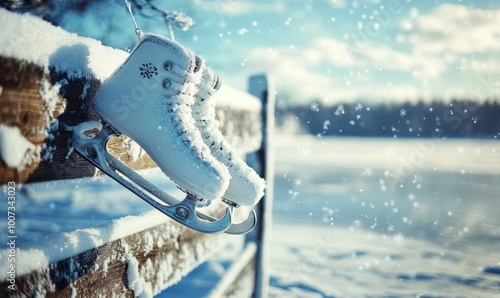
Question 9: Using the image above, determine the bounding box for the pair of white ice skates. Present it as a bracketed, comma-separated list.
[74, 33, 265, 234]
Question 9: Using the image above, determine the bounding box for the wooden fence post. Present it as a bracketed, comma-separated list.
[249, 74, 275, 298]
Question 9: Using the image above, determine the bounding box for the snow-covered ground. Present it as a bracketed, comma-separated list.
[270, 135, 500, 297]
[1, 135, 499, 297]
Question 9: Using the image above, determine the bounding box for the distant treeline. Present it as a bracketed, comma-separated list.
[278, 100, 500, 138]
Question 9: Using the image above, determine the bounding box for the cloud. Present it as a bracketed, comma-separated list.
[245, 47, 342, 101]
[400, 4, 500, 55]
[304, 38, 356, 68]
[243, 41, 426, 104]
[216, 3, 499, 104]
[468, 58, 500, 75]
[195, 0, 285, 15]
[291, 37, 448, 79]
[322, 0, 347, 9]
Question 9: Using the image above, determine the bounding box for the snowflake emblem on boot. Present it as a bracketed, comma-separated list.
[139, 63, 158, 79]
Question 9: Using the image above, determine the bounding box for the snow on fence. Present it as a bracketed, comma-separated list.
[0, 8, 274, 298]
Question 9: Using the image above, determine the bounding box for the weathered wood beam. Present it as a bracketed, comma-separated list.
[0, 212, 229, 297]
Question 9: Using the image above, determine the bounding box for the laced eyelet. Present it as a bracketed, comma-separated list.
[163, 61, 174, 71]
[162, 79, 172, 89]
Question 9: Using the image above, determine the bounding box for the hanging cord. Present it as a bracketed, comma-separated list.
[123, 0, 142, 40]
[167, 21, 175, 41]
[123, 0, 193, 42]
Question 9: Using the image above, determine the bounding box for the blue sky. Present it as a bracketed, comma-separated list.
[63, 0, 500, 105]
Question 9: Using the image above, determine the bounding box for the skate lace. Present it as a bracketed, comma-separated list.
[196, 87, 214, 102]
[164, 62, 198, 83]
[160, 64, 200, 102]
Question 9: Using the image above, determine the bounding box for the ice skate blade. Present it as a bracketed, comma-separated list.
[225, 210, 256, 235]
[72, 123, 255, 234]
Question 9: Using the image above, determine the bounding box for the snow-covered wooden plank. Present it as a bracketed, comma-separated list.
[0, 209, 228, 297]
[0, 8, 262, 184]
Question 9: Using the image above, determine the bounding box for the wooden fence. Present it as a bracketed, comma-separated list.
[0, 8, 274, 298]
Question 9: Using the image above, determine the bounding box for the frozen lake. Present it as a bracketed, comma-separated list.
[2, 136, 499, 297]
[270, 135, 500, 297]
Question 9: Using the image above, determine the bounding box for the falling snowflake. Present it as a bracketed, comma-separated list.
[355, 103, 363, 111]
[322, 207, 335, 216]
[322, 215, 330, 223]
[402, 216, 409, 223]
[294, 179, 302, 186]
[321, 207, 335, 225]
[407, 193, 416, 201]
[393, 232, 405, 244]
[139, 63, 158, 79]
[310, 102, 319, 112]
[192, 34, 199, 42]
[391, 207, 398, 214]
[387, 224, 395, 232]
[288, 190, 300, 200]
[400, 108, 407, 117]
[238, 28, 249, 35]
[379, 178, 387, 192]
[334, 104, 345, 116]
[361, 167, 373, 177]
[323, 120, 330, 130]
[349, 120, 356, 126]
[219, 20, 227, 28]
[412, 201, 421, 209]
[352, 0, 359, 8]
[316, 133, 323, 138]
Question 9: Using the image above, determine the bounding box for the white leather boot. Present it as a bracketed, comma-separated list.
[93, 33, 230, 201]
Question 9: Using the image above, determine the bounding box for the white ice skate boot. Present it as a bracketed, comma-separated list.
[92, 33, 230, 202]
[192, 67, 266, 207]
